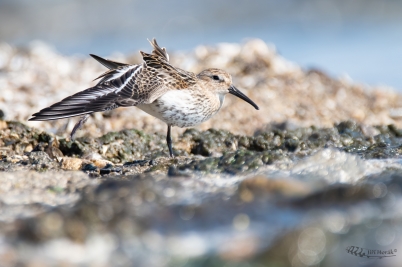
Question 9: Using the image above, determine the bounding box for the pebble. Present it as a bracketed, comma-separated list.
[61, 157, 83, 170]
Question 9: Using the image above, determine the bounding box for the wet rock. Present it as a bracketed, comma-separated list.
[82, 163, 97, 171]
[167, 165, 192, 177]
[2, 120, 402, 175]
[336, 120, 358, 134]
[175, 149, 287, 175]
[284, 136, 299, 152]
[188, 128, 237, 156]
[123, 159, 150, 167]
[28, 151, 58, 170]
[82, 163, 100, 178]
[99, 164, 122, 175]
[58, 129, 170, 163]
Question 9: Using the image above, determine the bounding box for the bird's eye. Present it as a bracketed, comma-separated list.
[212, 75, 220, 81]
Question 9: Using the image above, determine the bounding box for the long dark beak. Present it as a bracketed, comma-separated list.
[228, 86, 259, 110]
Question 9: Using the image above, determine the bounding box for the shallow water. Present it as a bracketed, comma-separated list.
[2, 151, 402, 267]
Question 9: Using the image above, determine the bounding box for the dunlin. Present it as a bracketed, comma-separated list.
[29, 39, 259, 157]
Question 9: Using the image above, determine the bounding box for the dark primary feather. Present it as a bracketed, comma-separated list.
[90, 54, 128, 70]
[29, 85, 123, 121]
[90, 54, 131, 83]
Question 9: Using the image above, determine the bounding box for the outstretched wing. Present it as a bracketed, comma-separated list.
[29, 38, 196, 121]
[29, 63, 142, 121]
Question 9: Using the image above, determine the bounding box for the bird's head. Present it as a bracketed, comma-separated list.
[197, 68, 259, 110]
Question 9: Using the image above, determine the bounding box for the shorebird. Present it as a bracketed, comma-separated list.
[29, 39, 259, 157]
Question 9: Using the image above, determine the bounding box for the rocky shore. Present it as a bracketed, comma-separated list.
[0, 40, 401, 267]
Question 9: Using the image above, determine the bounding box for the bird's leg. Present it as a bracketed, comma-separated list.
[166, 124, 174, 158]
[70, 114, 90, 140]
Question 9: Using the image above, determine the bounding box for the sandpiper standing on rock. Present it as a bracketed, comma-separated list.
[29, 39, 259, 157]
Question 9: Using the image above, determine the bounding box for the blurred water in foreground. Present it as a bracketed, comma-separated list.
[1, 0, 401, 90]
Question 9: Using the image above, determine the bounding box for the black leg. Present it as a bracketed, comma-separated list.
[70, 114, 90, 140]
[166, 125, 174, 158]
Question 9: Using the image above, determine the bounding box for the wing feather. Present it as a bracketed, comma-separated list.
[148, 38, 169, 61]
[90, 54, 128, 70]
[29, 38, 195, 122]
[29, 85, 120, 121]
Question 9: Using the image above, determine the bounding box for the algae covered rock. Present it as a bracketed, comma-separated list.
[2, 120, 402, 174]
[59, 129, 169, 163]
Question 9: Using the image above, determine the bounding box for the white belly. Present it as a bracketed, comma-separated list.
[137, 90, 224, 128]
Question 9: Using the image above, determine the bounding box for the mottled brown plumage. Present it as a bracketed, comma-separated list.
[29, 39, 259, 157]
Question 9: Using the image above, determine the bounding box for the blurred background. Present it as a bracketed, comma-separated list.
[0, 0, 401, 90]
[1, 2, 402, 267]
